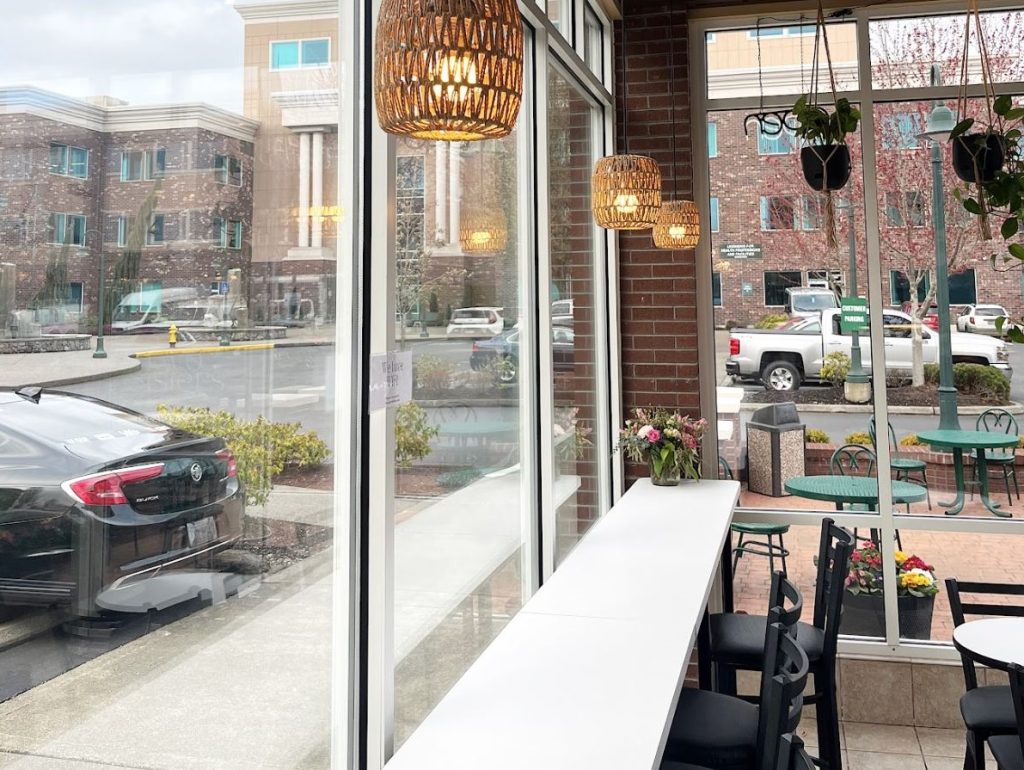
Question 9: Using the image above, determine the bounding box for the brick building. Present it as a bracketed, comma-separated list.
[0, 87, 256, 330]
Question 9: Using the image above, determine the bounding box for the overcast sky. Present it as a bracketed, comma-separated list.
[0, 0, 244, 112]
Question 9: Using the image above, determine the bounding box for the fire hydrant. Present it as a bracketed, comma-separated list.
[168, 324, 177, 348]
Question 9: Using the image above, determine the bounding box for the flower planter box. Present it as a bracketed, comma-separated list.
[841, 591, 935, 640]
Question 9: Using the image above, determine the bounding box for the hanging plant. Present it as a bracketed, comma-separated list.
[949, 1, 1023, 247]
[790, 1, 860, 249]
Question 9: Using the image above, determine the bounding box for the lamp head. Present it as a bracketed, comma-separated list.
[918, 103, 958, 144]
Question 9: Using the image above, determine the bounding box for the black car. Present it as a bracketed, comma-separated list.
[0, 388, 243, 617]
[470, 326, 575, 382]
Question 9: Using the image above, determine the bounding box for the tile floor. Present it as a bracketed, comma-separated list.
[817, 720, 987, 769]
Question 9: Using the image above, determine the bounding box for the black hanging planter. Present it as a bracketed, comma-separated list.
[952, 133, 1007, 184]
[800, 144, 852, 192]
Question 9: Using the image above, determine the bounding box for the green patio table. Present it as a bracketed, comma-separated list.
[917, 429, 1019, 517]
[784, 475, 927, 545]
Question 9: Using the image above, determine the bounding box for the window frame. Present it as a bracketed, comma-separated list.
[49, 212, 86, 247]
[269, 38, 331, 71]
[215, 154, 243, 187]
[49, 143, 89, 179]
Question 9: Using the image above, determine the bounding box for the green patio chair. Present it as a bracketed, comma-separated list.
[970, 407, 1020, 505]
[830, 443, 901, 549]
[720, 456, 790, 576]
[869, 417, 932, 511]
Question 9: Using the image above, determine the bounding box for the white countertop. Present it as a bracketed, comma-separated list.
[385, 478, 740, 770]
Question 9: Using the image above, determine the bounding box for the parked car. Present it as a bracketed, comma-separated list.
[725, 308, 1011, 391]
[900, 302, 941, 331]
[0, 388, 243, 617]
[446, 307, 504, 338]
[470, 326, 574, 382]
[785, 287, 838, 318]
[957, 304, 1010, 335]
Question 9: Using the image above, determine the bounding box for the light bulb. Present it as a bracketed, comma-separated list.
[432, 51, 478, 103]
[469, 230, 492, 247]
[668, 225, 688, 240]
[613, 193, 639, 215]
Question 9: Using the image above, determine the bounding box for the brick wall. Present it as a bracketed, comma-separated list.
[617, 0, 700, 483]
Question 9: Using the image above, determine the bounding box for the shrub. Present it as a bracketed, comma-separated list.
[820, 351, 851, 388]
[156, 405, 330, 507]
[900, 434, 923, 447]
[923, 362, 1009, 402]
[844, 431, 874, 447]
[754, 313, 789, 329]
[395, 402, 439, 467]
[437, 467, 483, 489]
[414, 355, 455, 391]
[923, 363, 939, 384]
[805, 428, 831, 444]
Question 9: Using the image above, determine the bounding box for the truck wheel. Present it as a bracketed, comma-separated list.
[762, 360, 801, 391]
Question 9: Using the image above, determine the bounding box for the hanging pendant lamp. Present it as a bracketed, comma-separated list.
[460, 207, 508, 253]
[653, 5, 700, 250]
[592, 16, 660, 230]
[374, 0, 524, 141]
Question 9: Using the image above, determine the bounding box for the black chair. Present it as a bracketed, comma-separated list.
[662, 732, 815, 770]
[702, 518, 854, 770]
[663, 617, 809, 770]
[989, 663, 1024, 770]
[947, 579, 1024, 770]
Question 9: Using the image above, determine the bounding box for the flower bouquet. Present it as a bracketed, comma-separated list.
[841, 541, 939, 640]
[617, 407, 707, 486]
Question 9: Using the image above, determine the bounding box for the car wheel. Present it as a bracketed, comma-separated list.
[762, 360, 801, 392]
[498, 355, 518, 384]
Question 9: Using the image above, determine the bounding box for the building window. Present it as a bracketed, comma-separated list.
[270, 38, 330, 70]
[712, 272, 723, 307]
[146, 214, 165, 245]
[757, 125, 798, 155]
[706, 32, 716, 44]
[49, 213, 86, 246]
[396, 155, 426, 261]
[215, 155, 242, 186]
[583, 3, 605, 77]
[760, 196, 797, 230]
[708, 122, 718, 158]
[117, 215, 128, 247]
[747, 25, 815, 38]
[884, 191, 926, 227]
[881, 112, 923, 150]
[121, 150, 165, 181]
[49, 143, 89, 179]
[65, 282, 84, 310]
[216, 217, 243, 249]
[890, 269, 930, 305]
[949, 268, 977, 305]
[710, 197, 720, 232]
[801, 195, 824, 230]
[763, 270, 802, 306]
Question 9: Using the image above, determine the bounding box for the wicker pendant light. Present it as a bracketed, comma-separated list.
[592, 16, 660, 230]
[460, 207, 508, 253]
[654, 4, 700, 250]
[374, 0, 524, 141]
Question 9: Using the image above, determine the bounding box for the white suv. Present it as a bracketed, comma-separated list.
[446, 307, 504, 338]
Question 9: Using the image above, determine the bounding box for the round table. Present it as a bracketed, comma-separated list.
[784, 475, 927, 507]
[917, 430, 1019, 517]
[953, 618, 1024, 671]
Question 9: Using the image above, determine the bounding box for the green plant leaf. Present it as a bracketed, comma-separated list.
[1008, 327, 1024, 344]
[994, 94, 1014, 116]
[963, 198, 983, 215]
[1002, 217, 1020, 239]
[949, 118, 975, 140]
[1005, 109, 1024, 122]
[1010, 243, 1024, 261]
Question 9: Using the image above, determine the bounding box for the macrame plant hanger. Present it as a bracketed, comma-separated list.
[807, 0, 843, 249]
[955, 0, 998, 240]
[743, 18, 799, 140]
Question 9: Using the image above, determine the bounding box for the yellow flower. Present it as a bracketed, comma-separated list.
[894, 551, 908, 565]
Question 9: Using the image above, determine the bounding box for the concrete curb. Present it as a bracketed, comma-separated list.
[740, 400, 1024, 416]
[132, 339, 334, 359]
[11, 358, 143, 389]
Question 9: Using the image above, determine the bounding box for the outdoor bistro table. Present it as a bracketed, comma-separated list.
[917, 430, 1019, 517]
[784, 475, 927, 544]
[953, 618, 1024, 671]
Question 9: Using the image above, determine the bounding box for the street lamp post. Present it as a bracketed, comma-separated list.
[93, 251, 107, 359]
[843, 202, 870, 403]
[918, 101, 961, 431]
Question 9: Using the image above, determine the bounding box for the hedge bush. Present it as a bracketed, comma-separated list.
[805, 428, 831, 444]
[157, 405, 330, 506]
[820, 351, 851, 387]
[900, 434, 923, 447]
[414, 355, 455, 392]
[923, 362, 1009, 401]
[395, 402, 439, 467]
[844, 431, 874, 446]
[754, 313, 789, 329]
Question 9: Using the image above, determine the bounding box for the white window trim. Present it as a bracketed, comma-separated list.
[215, 154, 244, 187]
[49, 143, 89, 179]
[269, 37, 332, 71]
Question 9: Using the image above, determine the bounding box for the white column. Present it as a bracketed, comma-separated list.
[298, 131, 311, 248]
[434, 142, 448, 244]
[311, 130, 324, 249]
[448, 141, 461, 244]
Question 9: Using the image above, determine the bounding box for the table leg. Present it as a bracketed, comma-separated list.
[938, 448, 966, 515]
[976, 448, 1010, 517]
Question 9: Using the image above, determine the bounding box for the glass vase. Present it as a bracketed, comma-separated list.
[648, 454, 681, 486]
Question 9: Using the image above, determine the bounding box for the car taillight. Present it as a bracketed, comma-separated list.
[216, 448, 238, 478]
[472, 342, 480, 353]
[969, 317, 976, 324]
[66, 463, 165, 506]
[729, 338, 740, 356]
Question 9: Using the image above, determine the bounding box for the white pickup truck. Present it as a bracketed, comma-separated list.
[725, 308, 1012, 391]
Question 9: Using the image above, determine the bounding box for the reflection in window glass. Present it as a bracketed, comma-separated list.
[391, 56, 531, 746]
[583, 4, 604, 78]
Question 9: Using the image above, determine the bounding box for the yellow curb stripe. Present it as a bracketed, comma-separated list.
[134, 343, 275, 359]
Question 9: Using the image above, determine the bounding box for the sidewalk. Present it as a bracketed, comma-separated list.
[0, 326, 335, 389]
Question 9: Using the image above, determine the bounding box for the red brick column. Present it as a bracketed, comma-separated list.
[617, 0, 700, 484]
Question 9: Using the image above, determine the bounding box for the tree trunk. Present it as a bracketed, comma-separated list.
[911, 321, 924, 387]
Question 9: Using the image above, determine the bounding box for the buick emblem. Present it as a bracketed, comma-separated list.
[190, 462, 204, 483]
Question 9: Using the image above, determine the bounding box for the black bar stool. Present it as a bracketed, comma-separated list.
[662, 732, 816, 770]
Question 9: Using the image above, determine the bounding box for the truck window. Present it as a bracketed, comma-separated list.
[883, 313, 912, 339]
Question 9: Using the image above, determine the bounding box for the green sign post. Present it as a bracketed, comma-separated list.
[840, 297, 868, 333]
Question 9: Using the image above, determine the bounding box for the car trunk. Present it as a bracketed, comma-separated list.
[113, 437, 230, 515]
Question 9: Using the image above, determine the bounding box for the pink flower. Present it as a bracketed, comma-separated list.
[647, 428, 662, 443]
[683, 434, 697, 450]
[638, 424, 655, 440]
